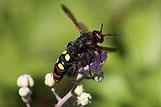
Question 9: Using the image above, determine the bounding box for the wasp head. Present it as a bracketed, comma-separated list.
[92, 30, 104, 43]
[91, 23, 105, 43]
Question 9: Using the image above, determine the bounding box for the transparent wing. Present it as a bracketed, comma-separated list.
[78, 22, 89, 33]
[61, 4, 89, 33]
[100, 46, 120, 53]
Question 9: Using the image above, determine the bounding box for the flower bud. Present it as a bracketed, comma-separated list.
[74, 84, 84, 96]
[45, 73, 55, 87]
[17, 74, 34, 87]
[19, 87, 30, 97]
[76, 92, 92, 106]
[94, 76, 104, 82]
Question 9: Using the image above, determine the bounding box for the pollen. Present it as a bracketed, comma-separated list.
[65, 54, 70, 61]
[58, 63, 64, 70]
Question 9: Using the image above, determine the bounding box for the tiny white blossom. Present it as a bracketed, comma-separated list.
[19, 87, 30, 97]
[76, 73, 83, 81]
[94, 76, 103, 82]
[17, 74, 34, 87]
[45, 73, 55, 87]
[76, 92, 92, 106]
[74, 84, 84, 96]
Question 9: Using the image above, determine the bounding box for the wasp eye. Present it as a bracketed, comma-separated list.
[97, 34, 102, 40]
[92, 30, 104, 43]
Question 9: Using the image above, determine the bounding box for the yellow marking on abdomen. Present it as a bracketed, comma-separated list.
[65, 54, 70, 61]
[57, 63, 64, 71]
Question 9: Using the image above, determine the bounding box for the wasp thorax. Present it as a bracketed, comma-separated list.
[92, 30, 104, 43]
[67, 42, 78, 57]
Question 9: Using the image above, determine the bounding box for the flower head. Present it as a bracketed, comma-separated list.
[17, 74, 34, 87]
[18, 87, 30, 97]
[78, 51, 107, 78]
[74, 84, 84, 96]
[76, 92, 92, 106]
[94, 72, 104, 82]
[45, 73, 55, 87]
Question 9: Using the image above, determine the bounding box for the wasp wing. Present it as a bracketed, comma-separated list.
[61, 4, 89, 33]
[101, 46, 120, 53]
[78, 22, 89, 33]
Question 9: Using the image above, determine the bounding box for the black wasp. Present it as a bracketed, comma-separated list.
[53, 4, 119, 83]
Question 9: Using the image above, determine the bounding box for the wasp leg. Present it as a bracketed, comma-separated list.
[66, 61, 78, 76]
[85, 72, 97, 80]
[66, 61, 81, 84]
[79, 52, 90, 67]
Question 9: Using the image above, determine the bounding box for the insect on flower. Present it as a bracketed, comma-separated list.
[53, 4, 119, 83]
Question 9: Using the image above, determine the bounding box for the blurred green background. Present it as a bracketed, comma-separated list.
[0, 0, 161, 107]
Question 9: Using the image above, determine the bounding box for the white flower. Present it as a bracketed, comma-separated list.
[74, 84, 84, 96]
[19, 87, 30, 97]
[45, 73, 55, 87]
[76, 73, 83, 81]
[17, 74, 34, 87]
[94, 76, 104, 82]
[76, 92, 92, 106]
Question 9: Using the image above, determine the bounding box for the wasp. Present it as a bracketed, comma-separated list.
[53, 4, 119, 83]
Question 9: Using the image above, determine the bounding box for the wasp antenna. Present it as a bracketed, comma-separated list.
[100, 23, 103, 33]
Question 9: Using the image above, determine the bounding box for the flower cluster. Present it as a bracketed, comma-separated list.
[44, 72, 92, 107]
[78, 51, 107, 81]
[44, 73, 55, 87]
[17, 51, 107, 107]
[74, 85, 92, 106]
[17, 74, 34, 107]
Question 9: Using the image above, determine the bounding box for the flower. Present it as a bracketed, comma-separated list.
[45, 73, 55, 87]
[94, 72, 104, 82]
[74, 84, 84, 96]
[76, 92, 92, 106]
[19, 87, 30, 97]
[94, 76, 103, 82]
[17, 74, 34, 87]
[78, 51, 107, 78]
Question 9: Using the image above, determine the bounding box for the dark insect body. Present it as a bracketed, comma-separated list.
[53, 4, 119, 83]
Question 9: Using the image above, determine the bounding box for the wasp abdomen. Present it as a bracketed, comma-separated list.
[53, 50, 72, 83]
